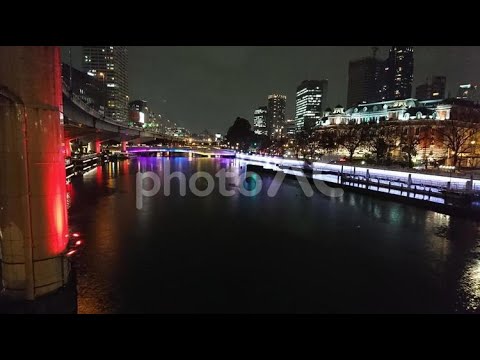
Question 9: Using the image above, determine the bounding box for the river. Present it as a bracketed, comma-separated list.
[67, 157, 480, 313]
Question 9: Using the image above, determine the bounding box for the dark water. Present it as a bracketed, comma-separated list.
[68, 157, 480, 313]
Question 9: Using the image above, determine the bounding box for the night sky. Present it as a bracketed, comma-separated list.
[62, 46, 480, 134]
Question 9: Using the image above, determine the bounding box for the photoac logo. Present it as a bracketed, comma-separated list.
[136, 161, 344, 209]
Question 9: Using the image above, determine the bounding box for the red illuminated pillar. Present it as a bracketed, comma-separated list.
[64, 138, 72, 158]
[88, 140, 101, 154]
[121, 141, 127, 152]
[0, 46, 69, 300]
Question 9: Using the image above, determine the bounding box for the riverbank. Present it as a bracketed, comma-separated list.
[239, 154, 480, 219]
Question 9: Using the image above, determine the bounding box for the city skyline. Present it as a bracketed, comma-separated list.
[62, 46, 480, 133]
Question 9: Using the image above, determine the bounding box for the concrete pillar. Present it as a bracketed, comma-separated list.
[88, 140, 101, 154]
[121, 141, 127, 152]
[0, 46, 69, 300]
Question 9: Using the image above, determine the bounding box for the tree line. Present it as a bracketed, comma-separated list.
[226, 117, 480, 168]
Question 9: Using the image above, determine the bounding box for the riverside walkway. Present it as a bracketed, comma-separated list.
[236, 154, 480, 213]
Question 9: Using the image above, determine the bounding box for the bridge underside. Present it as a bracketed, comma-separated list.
[63, 95, 178, 145]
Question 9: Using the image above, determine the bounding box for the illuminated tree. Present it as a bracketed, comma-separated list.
[366, 124, 397, 164]
[337, 123, 369, 162]
[315, 128, 338, 154]
[293, 131, 310, 157]
[397, 125, 430, 168]
[436, 118, 480, 168]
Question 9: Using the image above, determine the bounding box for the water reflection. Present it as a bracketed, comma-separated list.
[458, 259, 480, 311]
[69, 158, 480, 313]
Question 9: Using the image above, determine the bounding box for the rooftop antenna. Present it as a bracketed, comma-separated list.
[372, 46, 378, 59]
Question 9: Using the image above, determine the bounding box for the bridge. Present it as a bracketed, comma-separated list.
[127, 146, 235, 158]
[62, 82, 181, 155]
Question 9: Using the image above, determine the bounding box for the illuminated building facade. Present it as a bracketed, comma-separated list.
[82, 46, 129, 122]
[319, 98, 480, 167]
[416, 76, 446, 100]
[253, 106, 268, 136]
[267, 94, 286, 138]
[295, 80, 327, 133]
[323, 98, 450, 126]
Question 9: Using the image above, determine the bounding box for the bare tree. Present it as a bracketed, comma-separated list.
[436, 118, 480, 168]
[397, 124, 431, 168]
[366, 124, 397, 164]
[337, 123, 369, 162]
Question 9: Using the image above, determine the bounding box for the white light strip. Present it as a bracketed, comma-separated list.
[237, 154, 477, 189]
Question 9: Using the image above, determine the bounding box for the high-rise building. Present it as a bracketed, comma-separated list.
[285, 119, 296, 138]
[128, 100, 148, 126]
[457, 83, 480, 103]
[380, 46, 414, 100]
[267, 94, 286, 138]
[294, 80, 327, 133]
[253, 106, 268, 136]
[416, 76, 446, 100]
[82, 46, 129, 122]
[347, 56, 383, 107]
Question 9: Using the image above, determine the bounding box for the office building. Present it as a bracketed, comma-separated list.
[82, 46, 129, 122]
[267, 94, 286, 138]
[347, 56, 383, 107]
[294, 80, 327, 133]
[380, 46, 414, 100]
[253, 106, 268, 136]
[285, 119, 296, 138]
[128, 99, 148, 126]
[415, 76, 446, 100]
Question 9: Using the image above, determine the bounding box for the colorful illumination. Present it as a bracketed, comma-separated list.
[72, 233, 80, 238]
[127, 146, 235, 157]
[95, 140, 101, 154]
[64, 139, 72, 158]
[75, 240, 82, 246]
